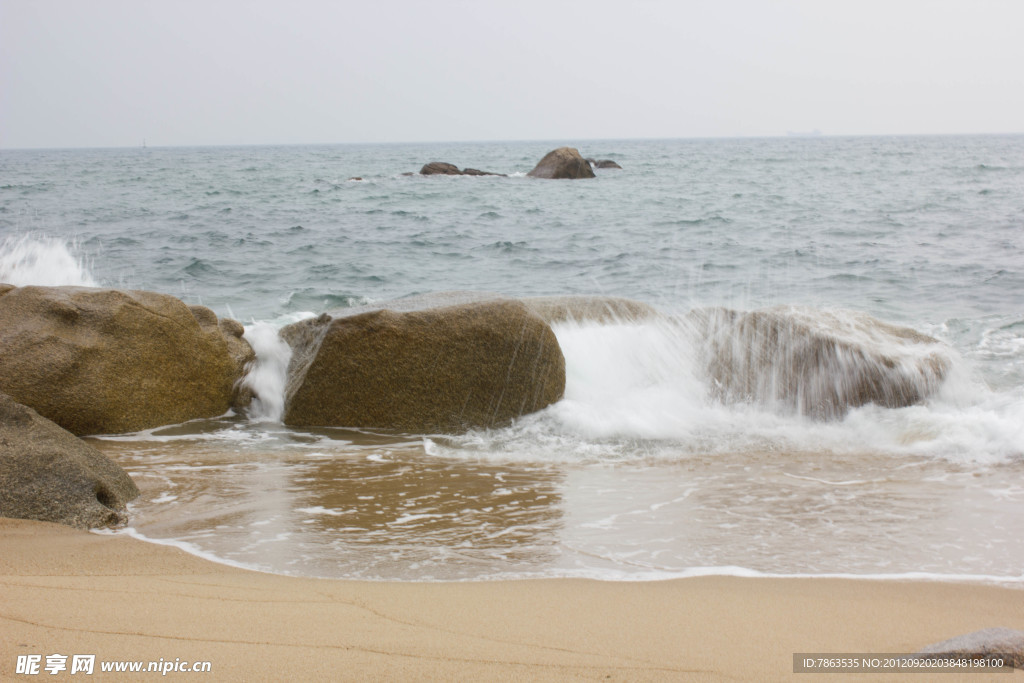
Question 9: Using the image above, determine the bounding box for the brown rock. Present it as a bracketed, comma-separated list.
[0, 286, 250, 435]
[418, 163, 506, 177]
[281, 300, 565, 433]
[329, 291, 658, 326]
[420, 162, 463, 175]
[593, 159, 623, 169]
[462, 168, 507, 177]
[527, 147, 596, 179]
[186, 308, 254, 410]
[916, 628, 1024, 668]
[0, 392, 139, 529]
[686, 306, 951, 419]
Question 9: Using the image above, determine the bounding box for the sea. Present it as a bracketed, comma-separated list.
[2, 135, 1023, 583]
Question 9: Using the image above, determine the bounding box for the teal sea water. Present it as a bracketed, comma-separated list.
[2, 136, 1023, 582]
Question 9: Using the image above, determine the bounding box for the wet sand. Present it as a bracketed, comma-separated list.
[88, 433, 1024, 582]
[2, 518, 1022, 681]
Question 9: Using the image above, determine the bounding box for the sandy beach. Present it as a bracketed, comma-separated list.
[1, 518, 1021, 681]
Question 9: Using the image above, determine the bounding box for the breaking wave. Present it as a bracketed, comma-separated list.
[0, 234, 98, 287]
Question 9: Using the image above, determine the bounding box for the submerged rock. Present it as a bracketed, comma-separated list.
[326, 291, 658, 325]
[0, 285, 252, 435]
[461, 168, 506, 177]
[0, 392, 138, 529]
[527, 147, 596, 179]
[686, 306, 951, 419]
[523, 295, 659, 324]
[330, 290, 507, 317]
[280, 300, 565, 433]
[586, 158, 623, 169]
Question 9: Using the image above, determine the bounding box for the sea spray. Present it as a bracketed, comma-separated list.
[429, 310, 1024, 464]
[546, 317, 706, 440]
[239, 322, 293, 422]
[0, 234, 98, 287]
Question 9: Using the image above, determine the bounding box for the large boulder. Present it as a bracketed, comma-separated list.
[527, 147, 596, 179]
[686, 307, 952, 419]
[280, 300, 565, 432]
[0, 392, 138, 529]
[0, 285, 252, 435]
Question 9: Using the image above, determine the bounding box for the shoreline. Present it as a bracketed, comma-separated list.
[3, 518, 1022, 680]
[105, 523, 1024, 588]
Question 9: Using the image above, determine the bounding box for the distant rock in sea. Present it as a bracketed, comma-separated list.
[419, 162, 505, 177]
[420, 161, 462, 176]
[461, 167, 504, 176]
[0, 391, 138, 529]
[527, 147, 596, 179]
[586, 158, 623, 170]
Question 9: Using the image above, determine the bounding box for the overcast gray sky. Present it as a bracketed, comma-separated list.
[1, 0, 1022, 149]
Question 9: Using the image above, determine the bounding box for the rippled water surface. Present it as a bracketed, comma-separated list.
[4, 135, 1024, 582]
[89, 417, 1024, 582]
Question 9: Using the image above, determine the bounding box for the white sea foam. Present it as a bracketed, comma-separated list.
[296, 506, 353, 517]
[0, 234, 98, 287]
[92, 527, 275, 575]
[91, 420, 274, 444]
[239, 322, 293, 422]
[484, 566, 1024, 585]
[427, 315, 1024, 465]
[546, 318, 706, 441]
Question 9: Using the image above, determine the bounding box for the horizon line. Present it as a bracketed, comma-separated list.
[3, 131, 1023, 153]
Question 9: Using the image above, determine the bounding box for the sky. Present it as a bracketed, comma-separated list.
[1, 0, 1022, 149]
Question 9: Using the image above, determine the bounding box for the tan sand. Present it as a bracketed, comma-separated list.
[1, 518, 1022, 681]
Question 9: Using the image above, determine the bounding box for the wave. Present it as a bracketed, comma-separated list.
[0, 234, 98, 287]
[222, 301, 1023, 465]
[282, 289, 369, 312]
[424, 312, 1023, 464]
[181, 257, 216, 276]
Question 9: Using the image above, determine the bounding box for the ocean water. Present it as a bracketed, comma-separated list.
[2, 135, 1023, 582]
